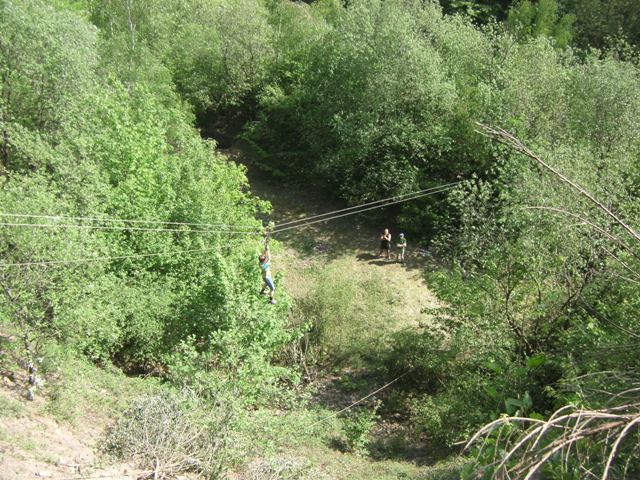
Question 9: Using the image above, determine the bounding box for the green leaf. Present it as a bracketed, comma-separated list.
[505, 398, 522, 415]
[529, 411, 545, 421]
[483, 385, 499, 399]
[527, 353, 547, 369]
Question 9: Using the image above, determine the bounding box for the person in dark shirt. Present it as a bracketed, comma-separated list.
[379, 228, 391, 259]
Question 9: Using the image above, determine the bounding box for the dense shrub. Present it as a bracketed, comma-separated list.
[0, 0, 295, 403]
[342, 402, 380, 455]
[3, 0, 640, 476]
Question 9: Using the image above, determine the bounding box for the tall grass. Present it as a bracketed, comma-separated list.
[290, 261, 398, 369]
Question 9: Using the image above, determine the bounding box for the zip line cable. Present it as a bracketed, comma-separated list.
[0, 182, 462, 234]
[0, 183, 448, 418]
[273, 181, 464, 229]
[0, 247, 218, 268]
[0, 180, 463, 268]
[308, 369, 414, 429]
[272, 183, 459, 234]
[0, 212, 259, 230]
[0, 222, 262, 235]
[51, 373, 415, 480]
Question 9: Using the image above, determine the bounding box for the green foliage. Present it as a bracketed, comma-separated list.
[562, 0, 640, 49]
[0, 0, 97, 164]
[0, 0, 296, 409]
[385, 327, 494, 445]
[507, 0, 575, 48]
[291, 262, 397, 367]
[43, 353, 162, 422]
[0, 391, 24, 417]
[246, 0, 461, 207]
[341, 401, 380, 455]
[422, 34, 640, 471]
[2, 0, 640, 476]
[86, 0, 276, 111]
[441, 0, 640, 50]
[164, 315, 302, 409]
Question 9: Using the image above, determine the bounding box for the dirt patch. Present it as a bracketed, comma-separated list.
[0, 387, 139, 480]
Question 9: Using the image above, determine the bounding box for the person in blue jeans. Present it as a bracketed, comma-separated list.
[259, 245, 276, 304]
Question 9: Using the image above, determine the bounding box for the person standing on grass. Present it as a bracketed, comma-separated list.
[259, 245, 276, 304]
[396, 232, 407, 264]
[379, 228, 391, 259]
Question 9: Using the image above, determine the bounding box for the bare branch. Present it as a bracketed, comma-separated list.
[523, 206, 640, 263]
[476, 123, 640, 245]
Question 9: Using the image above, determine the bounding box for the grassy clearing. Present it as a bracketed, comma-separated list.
[0, 147, 453, 478]
[230, 407, 430, 480]
[225, 147, 459, 477]
[231, 416, 466, 480]
[291, 260, 399, 367]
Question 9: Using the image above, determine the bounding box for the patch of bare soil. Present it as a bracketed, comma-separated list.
[0, 386, 139, 480]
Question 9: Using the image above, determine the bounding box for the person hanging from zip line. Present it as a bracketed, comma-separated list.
[378, 228, 392, 259]
[396, 232, 407, 264]
[259, 227, 276, 304]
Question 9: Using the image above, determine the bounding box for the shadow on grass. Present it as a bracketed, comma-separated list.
[356, 253, 411, 268]
[369, 259, 397, 267]
[322, 408, 456, 467]
[223, 144, 442, 283]
[312, 370, 379, 410]
[227, 148, 409, 260]
[329, 436, 349, 453]
[367, 432, 457, 467]
[274, 227, 370, 262]
[356, 252, 377, 261]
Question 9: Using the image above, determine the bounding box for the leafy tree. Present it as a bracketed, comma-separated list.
[0, 0, 98, 173]
[439, 0, 514, 22]
[507, 0, 575, 48]
[86, 0, 276, 112]
[246, 1, 459, 201]
[562, 0, 640, 49]
[1, 0, 296, 404]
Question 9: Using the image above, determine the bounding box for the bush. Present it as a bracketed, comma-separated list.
[291, 262, 397, 368]
[341, 401, 380, 455]
[104, 390, 233, 479]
